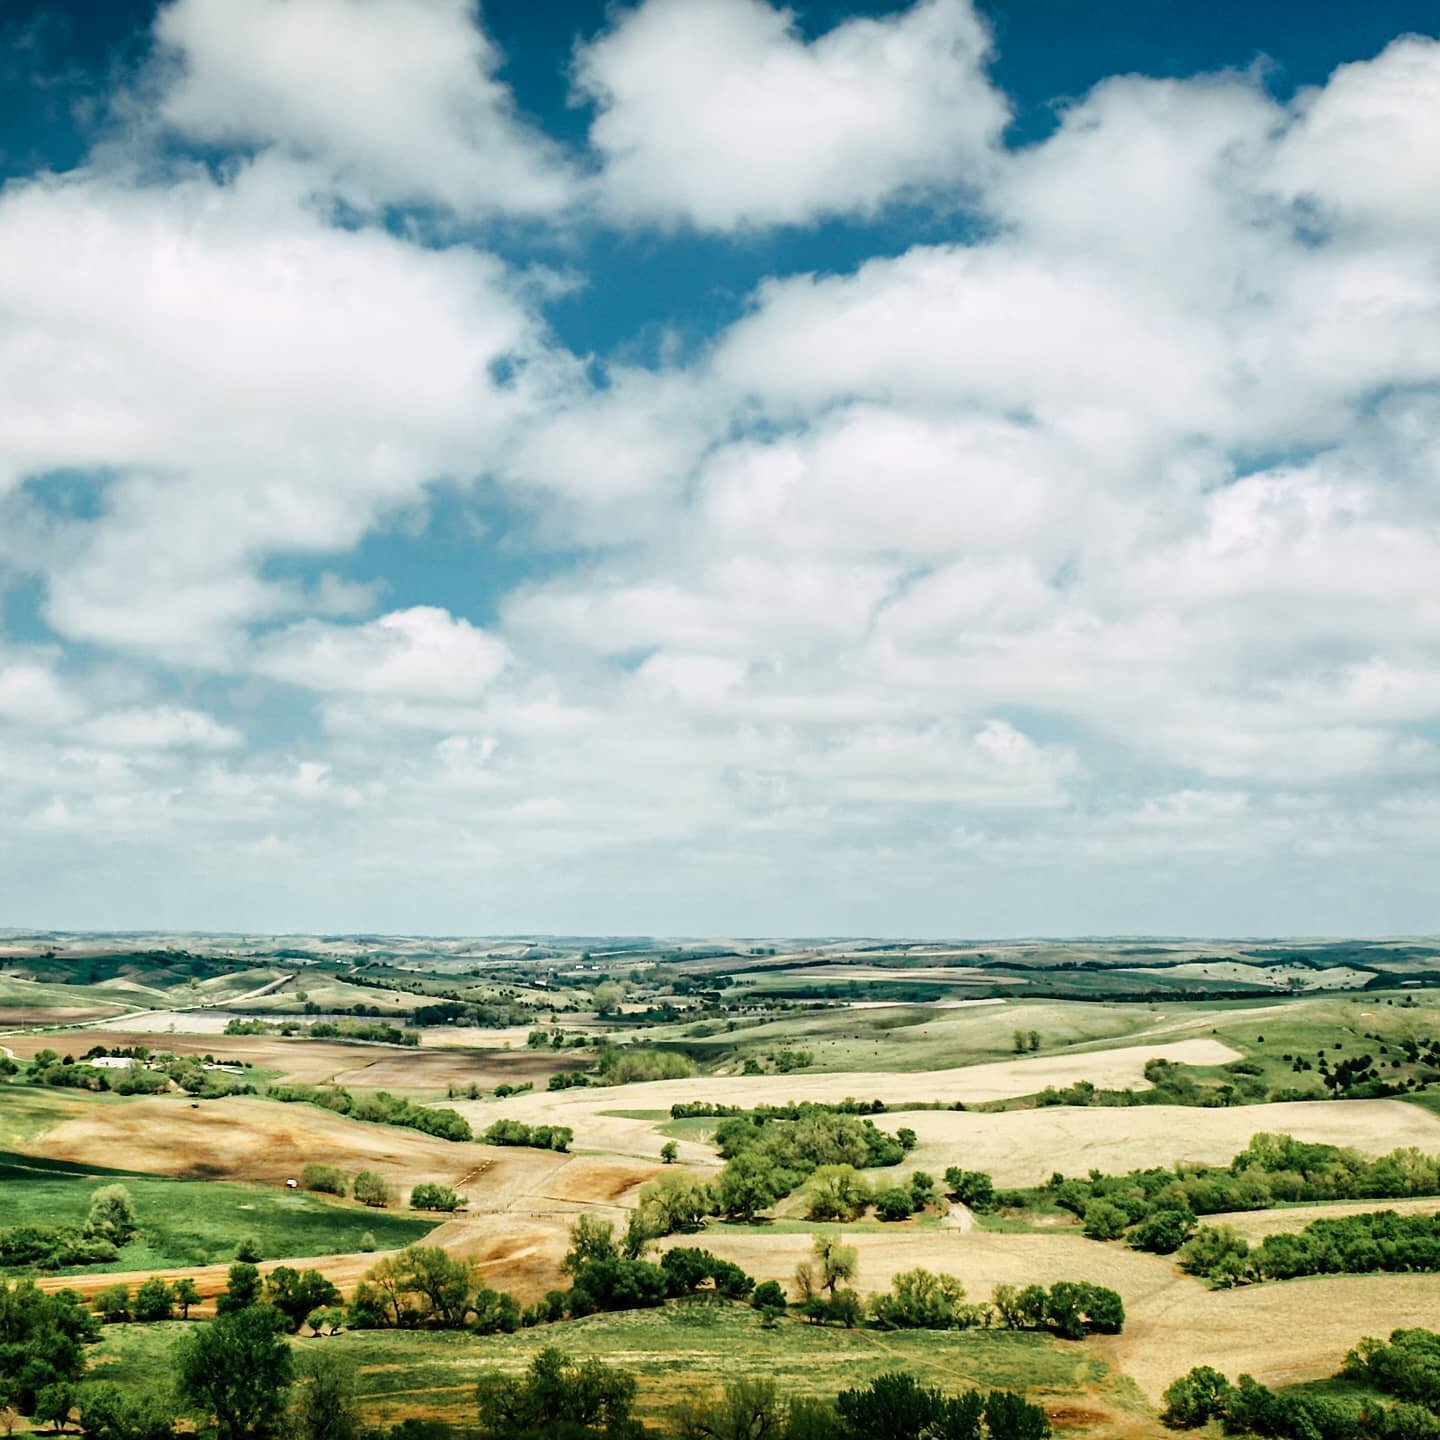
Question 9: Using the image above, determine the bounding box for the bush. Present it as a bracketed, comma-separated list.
[132, 1278, 174, 1323]
[1128, 1207, 1196, 1255]
[1082, 1200, 1128, 1241]
[353, 1171, 393, 1208]
[410, 1183, 465, 1212]
[870, 1269, 979, 1331]
[300, 1164, 349, 1197]
[751, 1280, 787, 1313]
[945, 1168, 999, 1213]
[874, 1187, 917, 1222]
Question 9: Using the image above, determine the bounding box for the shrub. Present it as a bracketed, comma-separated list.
[410, 1183, 465, 1212]
[1128, 1207, 1196, 1255]
[1081, 1200, 1129, 1241]
[870, 1269, 979, 1331]
[300, 1164, 349, 1197]
[875, 1187, 917, 1222]
[353, 1171, 393, 1208]
[132, 1278, 175, 1323]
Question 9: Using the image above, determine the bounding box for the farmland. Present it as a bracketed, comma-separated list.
[5, 932, 1440, 1437]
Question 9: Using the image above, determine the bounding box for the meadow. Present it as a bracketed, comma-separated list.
[5, 934, 1440, 1438]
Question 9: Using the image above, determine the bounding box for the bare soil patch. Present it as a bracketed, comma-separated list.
[891, 1098, 1440, 1187]
[1, 1029, 579, 1090]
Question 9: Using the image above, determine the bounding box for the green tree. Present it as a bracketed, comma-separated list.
[75, 1383, 177, 1440]
[173, 1280, 202, 1321]
[1160, 1366, 1233, 1429]
[293, 1350, 361, 1440]
[660, 1141, 679, 1165]
[132, 1279, 174, 1323]
[0, 1281, 99, 1414]
[870, 1270, 972, 1331]
[715, 1152, 785, 1222]
[674, 1377, 786, 1440]
[85, 1187, 138, 1247]
[1081, 1200, 1128, 1241]
[352, 1172, 392, 1208]
[474, 1347, 642, 1440]
[215, 1263, 262, 1315]
[265, 1268, 342, 1334]
[636, 1172, 715, 1236]
[92, 1286, 131, 1325]
[234, 1237, 263, 1264]
[804, 1166, 871, 1222]
[562, 1216, 618, 1275]
[175, 1306, 294, 1440]
[874, 1187, 916, 1222]
[34, 1383, 78, 1433]
[409, 1184, 465, 1212]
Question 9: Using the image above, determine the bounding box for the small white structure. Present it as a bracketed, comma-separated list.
[285, 1177, 299, 1190]
[86, 1056, 140, 1070]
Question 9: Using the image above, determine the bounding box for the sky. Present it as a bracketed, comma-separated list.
[2, 0, 1440, 939]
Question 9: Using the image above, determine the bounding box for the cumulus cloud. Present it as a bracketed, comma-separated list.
[0, 155, 563, 662]
[576, 0, 1008, 229]
[152, 0, 575, 216]
[256, 607, 510, 701]
[5, 12, 1440, 931]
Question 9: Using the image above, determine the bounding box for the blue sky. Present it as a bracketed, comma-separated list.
[1, 0, 1439, 936]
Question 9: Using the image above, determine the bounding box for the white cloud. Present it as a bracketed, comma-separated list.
[256, 607, 510, 701]
[152, 0, 575, 216]
[0, 155, 562, 662]
[76, 706, 243, 752]
[576, 0, 1007, 229]
[1271, 36, 1440, 237]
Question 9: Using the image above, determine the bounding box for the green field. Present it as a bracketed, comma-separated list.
[89, 1303, 1128, 1429]
[0, 1153, 436, 1272]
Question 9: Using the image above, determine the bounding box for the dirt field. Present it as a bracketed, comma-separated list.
[0, 1029, 575, 1090]
[445, 1039, 1244, 1162]
[887, 1098, 1440, 1187]
[0, 1006, 126, 1026]
[1200, 1195, 1440, 1240]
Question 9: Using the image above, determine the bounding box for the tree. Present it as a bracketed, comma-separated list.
[173, 1280, 202, 1321]
[74, 1383, 177, 1440]
[1128, 1207, 1195, 1255]
[715, 1152, 785, 1222]
[265, 1268, 342, 1334]
[636, 1172, 714, 1236]
[393, 1247, 476, 1329]
[811, 1234, 857, 1299]
[409, 1184, 464, 1213]
[563, 1217, 618, 1275]
[660, 1142, 679, 1165]
[352, 1172, 392, 1208]
[85, 1188, 138, 1248]
[674, 1377, 786, 1440]
[92, 1286, 130, 1325]
[132, 1279, 174, 1323]
[804, 1167, 871, 1222]
[871, 1270, 972, 1331]
[175, 1305, 294, 1440]
[874, 1187, 916, 1222]
[750, 1280, 786, 1324]
[0, 1281, 99, 1414]
[32, 1384, 77, 1434]
[1081, 1200, 1128, 1241]
[943, 1170, 997, 1213]
[1160, 1366, 1233, 1429]
[293, 1350, 361, 1440]
[215, 1263, 262, 1315]
[474, 1347, 643, 1440]
[234, 1237, 263, 1264]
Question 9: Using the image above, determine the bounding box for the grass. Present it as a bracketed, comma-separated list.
[89, 1303, 1122, 1430]
[0, 1152, 436, 1272]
